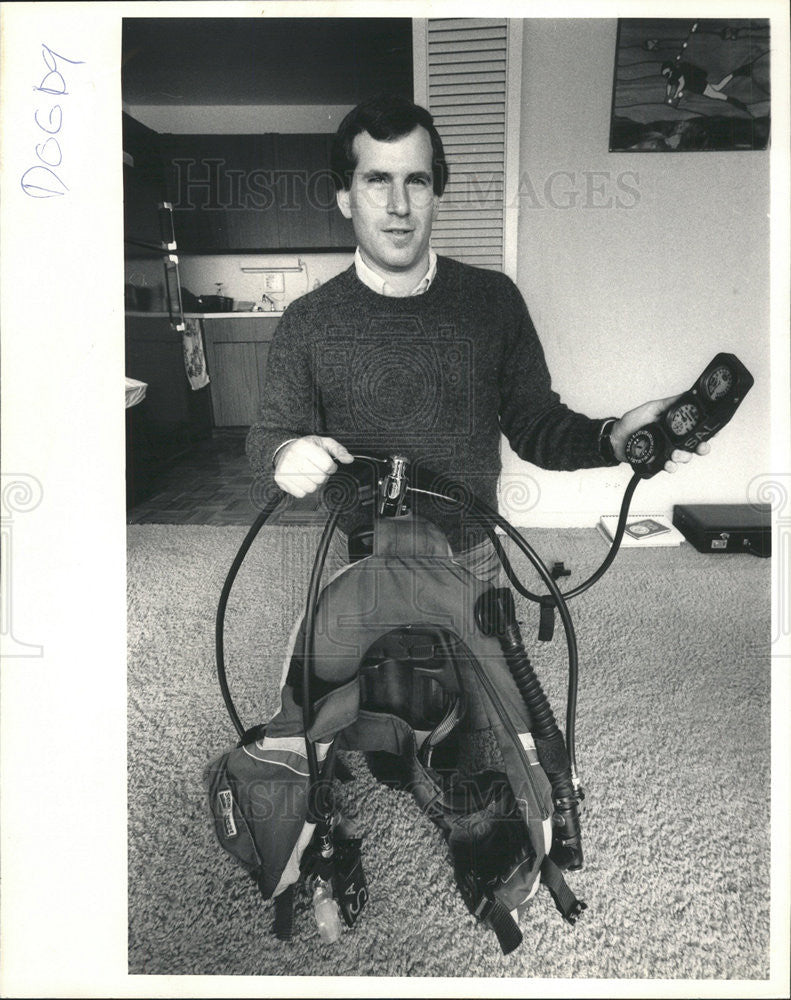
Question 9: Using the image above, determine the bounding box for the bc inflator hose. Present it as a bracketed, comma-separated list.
[475, 587, 584, 871]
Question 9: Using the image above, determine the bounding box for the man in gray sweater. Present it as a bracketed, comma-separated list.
[246, 94, 708, 577]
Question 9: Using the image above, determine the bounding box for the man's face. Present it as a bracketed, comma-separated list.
[336, 126, 441, 280]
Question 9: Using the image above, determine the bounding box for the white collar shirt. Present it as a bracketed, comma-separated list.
[353, 247, 437, 297]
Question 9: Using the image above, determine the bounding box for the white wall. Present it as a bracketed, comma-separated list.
[503, 20, 770, 526]
[178, 252, 353, 310]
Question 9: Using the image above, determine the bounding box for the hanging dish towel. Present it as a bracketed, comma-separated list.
[182, 317, 210, 390]
[125, 377, 148, 409]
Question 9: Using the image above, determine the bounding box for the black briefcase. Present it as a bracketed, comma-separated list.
[672, 503, 771, 557]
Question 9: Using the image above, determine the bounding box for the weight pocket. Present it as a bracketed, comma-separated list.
[206, 754, 263, 874]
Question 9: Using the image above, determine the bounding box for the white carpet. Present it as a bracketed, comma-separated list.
[127, 524, 771, 980]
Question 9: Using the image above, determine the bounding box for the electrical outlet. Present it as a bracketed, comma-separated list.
[263, 272, 285, 293]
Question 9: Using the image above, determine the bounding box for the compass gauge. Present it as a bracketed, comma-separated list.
[703, 365, 734, 402]
[627, 429, 655, 463]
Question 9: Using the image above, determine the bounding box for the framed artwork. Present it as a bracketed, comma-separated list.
[610, 19, 770, 151]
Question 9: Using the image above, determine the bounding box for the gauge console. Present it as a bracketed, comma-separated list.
[625, 353, 754, 479]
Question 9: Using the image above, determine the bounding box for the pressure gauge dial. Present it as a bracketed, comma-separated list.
[626, 429, 655, 464]
[703, 365, 734, 402]
[666, 401, 701, 438]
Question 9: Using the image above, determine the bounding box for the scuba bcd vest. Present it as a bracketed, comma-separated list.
[206, 457, 587, 953]
[205, 354, 755, 950]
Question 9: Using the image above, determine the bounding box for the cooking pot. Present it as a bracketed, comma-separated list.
[197, 294, 234, 312]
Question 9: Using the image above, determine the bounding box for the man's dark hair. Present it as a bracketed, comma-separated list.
[330, 93, 449, 196]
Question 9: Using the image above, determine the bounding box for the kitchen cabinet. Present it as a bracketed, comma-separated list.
[200, 315, 280, 426]
[123, 113, 168, 247]
[159, 133, 355, 253]
[272, 133, 344, 248]
[125, 315, 213, 506]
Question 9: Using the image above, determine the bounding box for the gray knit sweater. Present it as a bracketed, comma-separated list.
[246, 256, 616, 549]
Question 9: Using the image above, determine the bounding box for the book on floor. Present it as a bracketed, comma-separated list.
[598, 513, 686, 547]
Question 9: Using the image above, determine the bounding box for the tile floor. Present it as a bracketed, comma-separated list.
[126, 428, 323, 526]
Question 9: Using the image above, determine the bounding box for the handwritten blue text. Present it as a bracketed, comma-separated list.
[21, 44, 84, 198]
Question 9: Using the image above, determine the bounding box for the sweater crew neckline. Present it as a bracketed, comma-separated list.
[343, 256, 450, 308]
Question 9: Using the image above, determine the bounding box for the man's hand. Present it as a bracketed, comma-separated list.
[274, 435, 354, 497]
[610, 396, 711, 473]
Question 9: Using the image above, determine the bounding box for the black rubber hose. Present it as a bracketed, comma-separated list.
[472, 500, 582, 782]
[215, 483, 340, 824]
[482, 525, 533, 599]
[479, 472, 642, 605]
[216, 491, 284, 740]
[476, 588, 583, 870]
[562, 472, 641, 600]
[301, 504, 342, 823]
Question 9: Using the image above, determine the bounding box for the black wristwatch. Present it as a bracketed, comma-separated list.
[598, 418, 619, 465]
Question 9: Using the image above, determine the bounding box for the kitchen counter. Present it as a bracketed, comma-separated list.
[185, 311, 284, 319]
[197, 314, 281, 426]
[125, 310, 285, 320]
[125, 311, 282, 426]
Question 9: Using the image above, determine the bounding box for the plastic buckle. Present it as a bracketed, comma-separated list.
[473, 894, 494, 921]
[563, 898, 588, 926]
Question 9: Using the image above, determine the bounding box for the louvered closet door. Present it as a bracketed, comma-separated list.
[414, 18, 522, 275]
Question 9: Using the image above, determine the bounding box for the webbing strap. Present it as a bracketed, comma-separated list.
[540, 856, 587, 925]
[479, 898, 523, 955]
[272, 884, 295, 940]
[460, 871, 523, 956]
[538, 596, 556, 642]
